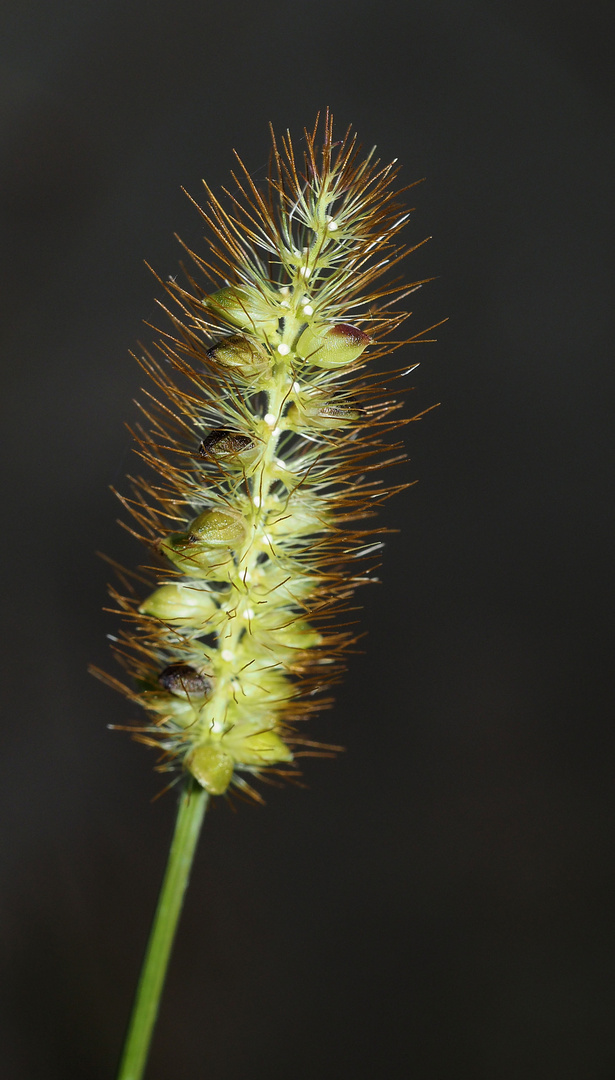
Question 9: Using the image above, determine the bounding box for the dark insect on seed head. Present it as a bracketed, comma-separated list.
[158, 664, 212, 697]
[198, 429, 257, 458]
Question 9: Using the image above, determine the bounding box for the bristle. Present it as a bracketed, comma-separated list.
[98, 115, 430, 800]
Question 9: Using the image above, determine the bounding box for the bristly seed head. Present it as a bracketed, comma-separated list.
[95, 110, 434, 803]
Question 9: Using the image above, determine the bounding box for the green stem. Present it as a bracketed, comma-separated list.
[116, 778, 209, 1080]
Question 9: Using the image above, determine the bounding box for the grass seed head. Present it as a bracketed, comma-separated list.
[97, 111, 433, 802]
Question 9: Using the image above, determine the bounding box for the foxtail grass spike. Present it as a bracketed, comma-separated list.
[97, 111, 434, 803]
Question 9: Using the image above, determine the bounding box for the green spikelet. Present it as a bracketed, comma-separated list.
[100, 112, 432, 802]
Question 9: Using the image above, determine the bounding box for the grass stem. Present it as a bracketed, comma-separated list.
[116, 779, 209, 1080]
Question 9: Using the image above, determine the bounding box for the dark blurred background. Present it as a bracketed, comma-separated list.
[1, 2, 614, 1077]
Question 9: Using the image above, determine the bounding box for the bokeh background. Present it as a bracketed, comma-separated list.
[1, 2, 614, 1077]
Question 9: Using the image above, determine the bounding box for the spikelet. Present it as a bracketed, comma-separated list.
[98, 112, 433, 802]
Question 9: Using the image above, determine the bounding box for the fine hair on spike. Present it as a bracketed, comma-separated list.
[94, 110, 438, 803]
